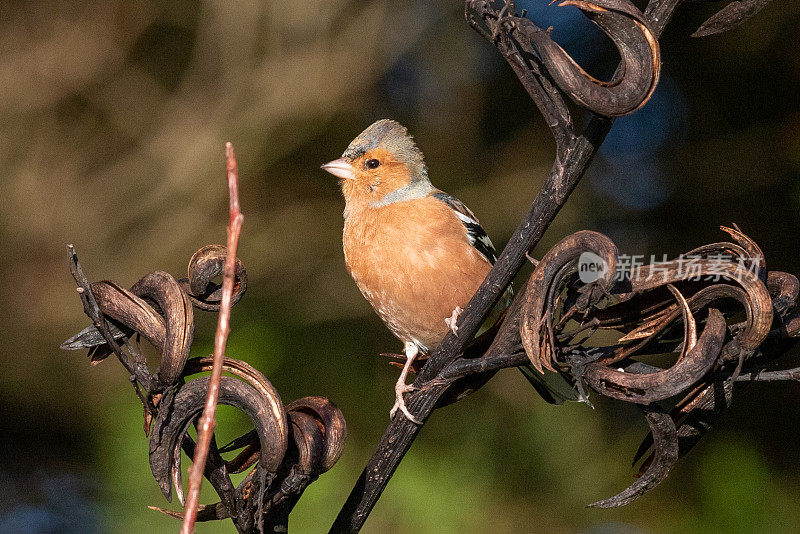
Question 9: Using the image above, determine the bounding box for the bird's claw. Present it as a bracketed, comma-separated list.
[445, 306, 463, 336]
[390, 383, 421, 424]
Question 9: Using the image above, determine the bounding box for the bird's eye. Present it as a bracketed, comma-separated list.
[365, 159, 381, 169]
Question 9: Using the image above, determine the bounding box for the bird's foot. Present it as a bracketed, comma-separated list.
[445, 306, 463, 336]
[390, 382, 421, 424]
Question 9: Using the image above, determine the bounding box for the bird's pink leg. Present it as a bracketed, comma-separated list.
[445, 306, 463, 336]
[390, 342, 422, 424]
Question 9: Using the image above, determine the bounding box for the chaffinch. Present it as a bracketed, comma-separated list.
[322, 119, 572, 423]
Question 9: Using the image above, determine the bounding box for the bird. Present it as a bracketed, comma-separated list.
[322, 119, 575, 423]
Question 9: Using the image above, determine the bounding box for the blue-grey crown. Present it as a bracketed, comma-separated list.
[341, 119, 428, 182]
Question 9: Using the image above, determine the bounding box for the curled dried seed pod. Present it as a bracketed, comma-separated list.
[521, 231, 618, 372]
[182, 356, 289, 442]
[130, 271, 194, 388]
[682, 241, 761, 283]
[584, 308, 726, 404]
[783, 312, 800, 338]
[179, 244, 247, 311]
[632, 259, 773, 352]
[286, 410, 325, 485]
[182, 356, 290, 476]
[68, 281, 167, 353]
[221, 396, 349, 476]
[516, 0, 660, 117]
[286, 397, 347, 474]
[767, 271, 799, 315]
[149, 376, 288, 503]
[60, 271, 194, 389]
[603, 283, 755, 367]
[692, 0, 774, 37]
[589, 406, 678, 508]
[262, 411, 326, 518]
[719, 225, 766, 279]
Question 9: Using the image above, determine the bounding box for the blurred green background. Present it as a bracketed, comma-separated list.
[1, 0, 799, 532]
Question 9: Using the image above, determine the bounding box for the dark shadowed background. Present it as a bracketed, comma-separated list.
[1, 0, 799, 532]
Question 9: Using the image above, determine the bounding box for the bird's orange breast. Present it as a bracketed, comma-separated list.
[343, 195, 491, 352]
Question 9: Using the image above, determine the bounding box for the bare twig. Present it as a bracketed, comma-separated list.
[180, 435, 244, 530]
[181, 142, 244, 534]
[66, 245, 153, 392]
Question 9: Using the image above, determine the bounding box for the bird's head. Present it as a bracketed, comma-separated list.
[322, 119, 431, 216]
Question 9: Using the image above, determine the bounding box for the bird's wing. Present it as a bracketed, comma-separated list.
[431, 191, 498, 265]
[432, 192, 577, 404]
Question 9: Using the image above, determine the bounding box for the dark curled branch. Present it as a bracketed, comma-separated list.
[149, 376, 288, 504]
[331, 0, 800, 520]
[518, 0, 660, 117]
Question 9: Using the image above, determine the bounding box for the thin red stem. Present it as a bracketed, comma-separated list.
[181, 143, 244, 534]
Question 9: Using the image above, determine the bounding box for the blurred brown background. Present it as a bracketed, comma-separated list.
[1, 0, 799, 532]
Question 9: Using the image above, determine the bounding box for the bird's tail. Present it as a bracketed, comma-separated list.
[517, 363, 580, 405]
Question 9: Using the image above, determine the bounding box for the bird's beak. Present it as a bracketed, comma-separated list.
[321, 158, 356, 180]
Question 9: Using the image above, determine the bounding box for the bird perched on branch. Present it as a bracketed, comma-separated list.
[322, 119, 574, 423]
